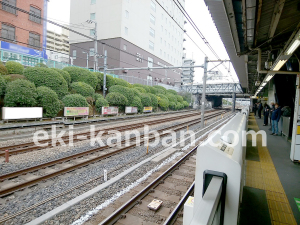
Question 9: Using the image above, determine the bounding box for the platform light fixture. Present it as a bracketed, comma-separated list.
[286, 39, 300, 55]
[273, 59, 287, 71]
[265, 74, 274, 82]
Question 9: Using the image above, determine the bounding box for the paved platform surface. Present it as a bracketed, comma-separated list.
[239, 113, 300, 225]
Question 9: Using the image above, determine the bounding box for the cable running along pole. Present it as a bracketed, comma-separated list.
[103, 50, 107, 98]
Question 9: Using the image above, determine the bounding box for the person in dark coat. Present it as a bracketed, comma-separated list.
[253, 103, 258, 116]
[271, 103, 281, 136]
[257, 102, 262, 119]
[263, 103, 270, 126]
[269, 102, 275, 126]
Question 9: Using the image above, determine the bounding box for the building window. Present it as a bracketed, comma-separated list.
[29, 6, 41, 24]
[150, 14, 155, 25]
[1, 23, 15, 41]
[125, 10, 129, 19]
[90, 29, 95, 36]
[149, 40, 154, 50]
[148, 57, 153, 69]
[123, 44, 127, 50]
[125, 27, 128, 35]
[91, 0, 96, 4]
[1, 0, 16, 14]
[150, 0, 156, 12]
[89, 48, 95, 56]
[73, 50, 77, 59]
[90, 13, 96, 20]
[28, 32, 40, 49]
[149, 27, 155, 38]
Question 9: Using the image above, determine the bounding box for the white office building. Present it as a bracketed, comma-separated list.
[69, 0, 185, 84]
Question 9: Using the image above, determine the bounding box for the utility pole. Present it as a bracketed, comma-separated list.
[103, 50, 107, 97]
[200, 57, 208, 128]
[94, 21, 98, 71]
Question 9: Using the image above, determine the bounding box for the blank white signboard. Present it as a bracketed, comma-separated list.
[2, 107, 43, 120]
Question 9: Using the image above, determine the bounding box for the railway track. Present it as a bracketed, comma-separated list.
[93, 116, 230, 225]
[0, 110, 217, 157]
[0, 110, 225, 198]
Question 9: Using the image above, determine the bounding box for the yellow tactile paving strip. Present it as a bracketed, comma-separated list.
[246, 114, 297, 225]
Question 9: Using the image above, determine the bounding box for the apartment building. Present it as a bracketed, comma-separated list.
[69, 0, 185, 85]
[46, 29, 70, 63]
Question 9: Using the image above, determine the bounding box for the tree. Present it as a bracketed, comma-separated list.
[109, 85, 135, 104]
[140, 93, 152, 107]
[114, 78, 130, 87]
[130, 96, 143, 112]
[4, 80, 37, 107]
[95, 97, 109, 114]
[62, 94, 89, 107]
[51, 68, 71, 86]
[158, 98, 169, 111]
[36, 86, 62, 117]
[5, 61, 24, 74]
[70, 82, 95, 98]
[148, 93, 158, 109]
[23, 67, 68, 99]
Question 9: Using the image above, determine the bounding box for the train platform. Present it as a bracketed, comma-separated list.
[239, 113, 300, 225]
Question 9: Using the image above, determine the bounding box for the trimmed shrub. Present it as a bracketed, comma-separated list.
[167, 89, 178, 95]
[148, 86, 158, 95]
[4, 79, 37, 107]
[95, 98, 109, 113]
[169, 101, 176, 110]
[94, 72, 116, 90]
[153, 85, 167, 94]
[176, 102, 184, 110]
[114, 78, 130, 87]
[0, 75, 7, 96]
[178, 92, 191, 103]
[0, 64, 8, 75]
[36, 86, 61, 117]
[158, 98, 169, 111]
[62, 94, 89, 107]
[157, 94, 169, 101]
[35, 63, 48, 68]
[130, 96, 143, 112]
[148, 93, 158, 109]
[5, 61, 24, 74]
[140, 93, 152, 107]
[94, 93, 104, 101]
[133, 83, 150, 92]
[109, 85, 135, 104]
[166, 93, 177, 103]
[3, 74, 26, 82]
[70, 82, 95, 98]
[133, 87, 146, 93]
[63, 67, 97, 89]
[183, 101, 189, 108]
[105, 92, 128, 109]
[24, 67, 68, 99]
[131, 88, 142, 97]
[176, 95, 184, 103]
[51, 68, 71, 86]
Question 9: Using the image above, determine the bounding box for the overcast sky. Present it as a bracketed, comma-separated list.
[47, 0, 238, 83]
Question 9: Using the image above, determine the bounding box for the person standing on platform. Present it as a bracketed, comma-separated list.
[257, 102, 262, 119]
[263, 103, 270, 126]
[253, 103, 258, 116]
[271, 103, 281, 136]
[269, 102, 275, 130]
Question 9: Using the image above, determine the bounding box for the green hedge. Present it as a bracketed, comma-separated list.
[140, 93, 152, 107]
[178, 92, 191, 103]
[95, 98, 109, 113]
[166, 89, 178, 95]
[24, 67, 68, 99]
[105, 92, 128, 109]
[157, 94, 169, 101]
[133, 87, 146, 93]
[36, 86, 61, 117]
[62, 94, 89, 107]
[130, 96, 143, 112]
[51, 68, 71, 86]
[35, 63, 48, 68]
[5, 61, 24, 74]
[176, 95, 184, 103]
[153, 85, 167, 94]
[94, 93, 104, 101]
[94, 72, 116, 90]
[148, 93, 158, 109]
[109, 85, 135, 104]
[158, 98, 169, 111]
[70, 82, 95, 98]
[4, 79, 37, 107]
[131, 88, 142, 97]
[114, 78, 130, 87]
[133, 83, 150, 92]
[63, 67, 97, 89]
[0, 76, 7, 96]
[176, 102, 184, 110]
[3, 74, 26, 82]
[166, 93, 178, 103]
[0, 64, 8, 75]
[169, 101, 176, 110]
[183, 101, 189, 107]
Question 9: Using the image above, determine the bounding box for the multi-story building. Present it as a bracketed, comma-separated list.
[0, 0, 48, 64]
[182, 58, 195, 84]
[69, 0, 185, 85]
[46, 29, 70, 63]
